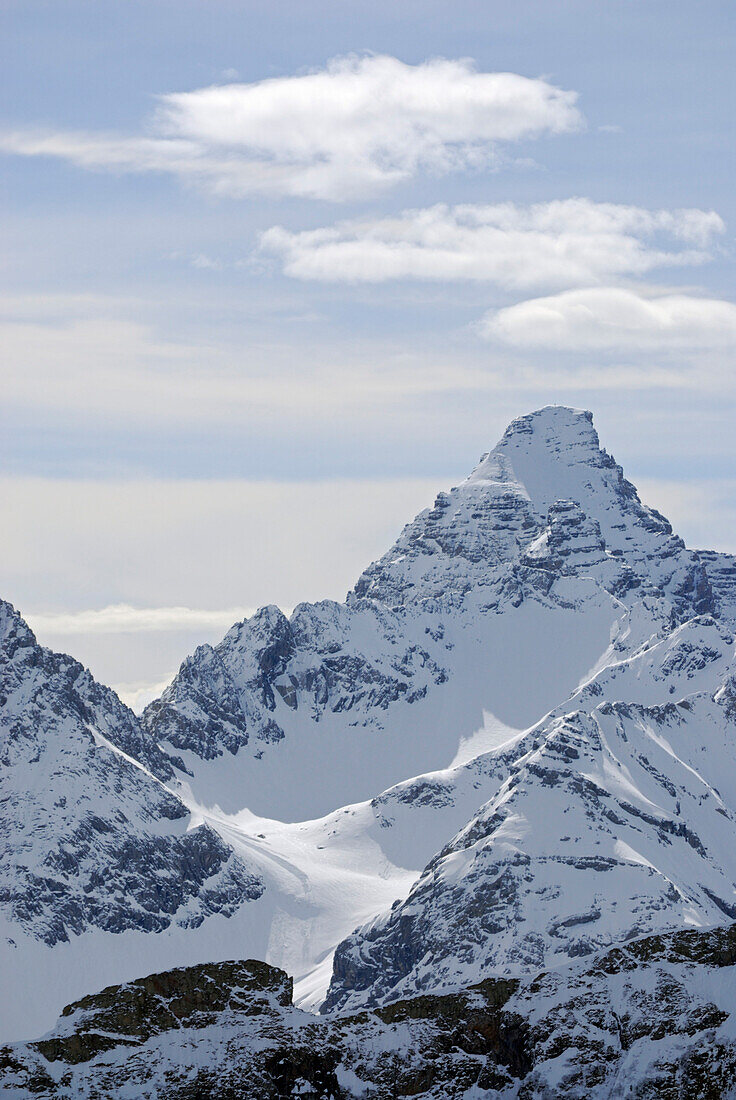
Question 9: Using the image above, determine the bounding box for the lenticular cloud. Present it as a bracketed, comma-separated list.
[483, 286, 736, 350]
[260, 199, 723, 288]
[0, 55, 582, 200]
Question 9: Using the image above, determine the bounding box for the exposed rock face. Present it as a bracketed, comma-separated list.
[3, 924, 736, 1097]
[34, 959, 292, 1064]
[511, 921, 736, 1098]
[699, 549, 736, 622]
[0, 600, 263, 947]
[353, 450, 542, 608]
[144, 601, 447, 768]
[142, 605, 295, 761]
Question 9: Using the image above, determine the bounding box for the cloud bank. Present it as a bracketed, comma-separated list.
[0, 56, 582, 200]
[261, 200, 723, 287]
[26, 604, 259, 635]
[482, 287, 736, 350]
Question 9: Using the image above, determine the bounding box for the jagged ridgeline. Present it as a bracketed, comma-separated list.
[2, 406, 736, 1097]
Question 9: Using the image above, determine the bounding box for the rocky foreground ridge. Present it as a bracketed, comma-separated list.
[3, 921, 736, 1098]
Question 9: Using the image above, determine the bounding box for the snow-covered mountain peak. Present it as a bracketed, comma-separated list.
[491, 405, 675, 560]
[0, 600, 268, 1039]
[497, 403, 599, 458]
[466, 405, 599, 490]
[222, 603, 291, 651]
[3, 405, 736, 1065]
[353, 405, 714, 623]
[139, 406, 731, 821]
[325, 650, 736, 1014]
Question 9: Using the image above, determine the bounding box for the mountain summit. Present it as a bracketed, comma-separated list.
[142, 405, 725, 819]
[354, 405, 713, 617]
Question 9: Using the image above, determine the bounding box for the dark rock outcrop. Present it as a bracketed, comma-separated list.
[4, 923, 736, 1097]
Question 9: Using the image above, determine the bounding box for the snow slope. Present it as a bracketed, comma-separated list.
[326, 647, 736, 1010]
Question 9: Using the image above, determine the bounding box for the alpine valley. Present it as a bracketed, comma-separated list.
[2, 406, 736, 1098]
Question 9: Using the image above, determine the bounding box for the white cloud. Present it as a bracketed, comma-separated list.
[0, 56, 582, 200]
[25, 604, 259, 635]
[261, 200, 723, 287]
[482, 286, 736, 350]
[190, 253, 223, 271]
[1, 291, 732, 450]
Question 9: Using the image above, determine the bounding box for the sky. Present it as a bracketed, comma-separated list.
[1, 0, 735, 707]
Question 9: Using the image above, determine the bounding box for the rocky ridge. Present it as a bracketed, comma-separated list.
[0, 599, 263, 949]
[3, 922, 736, 1098]
[326, 650, 736, 1011]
